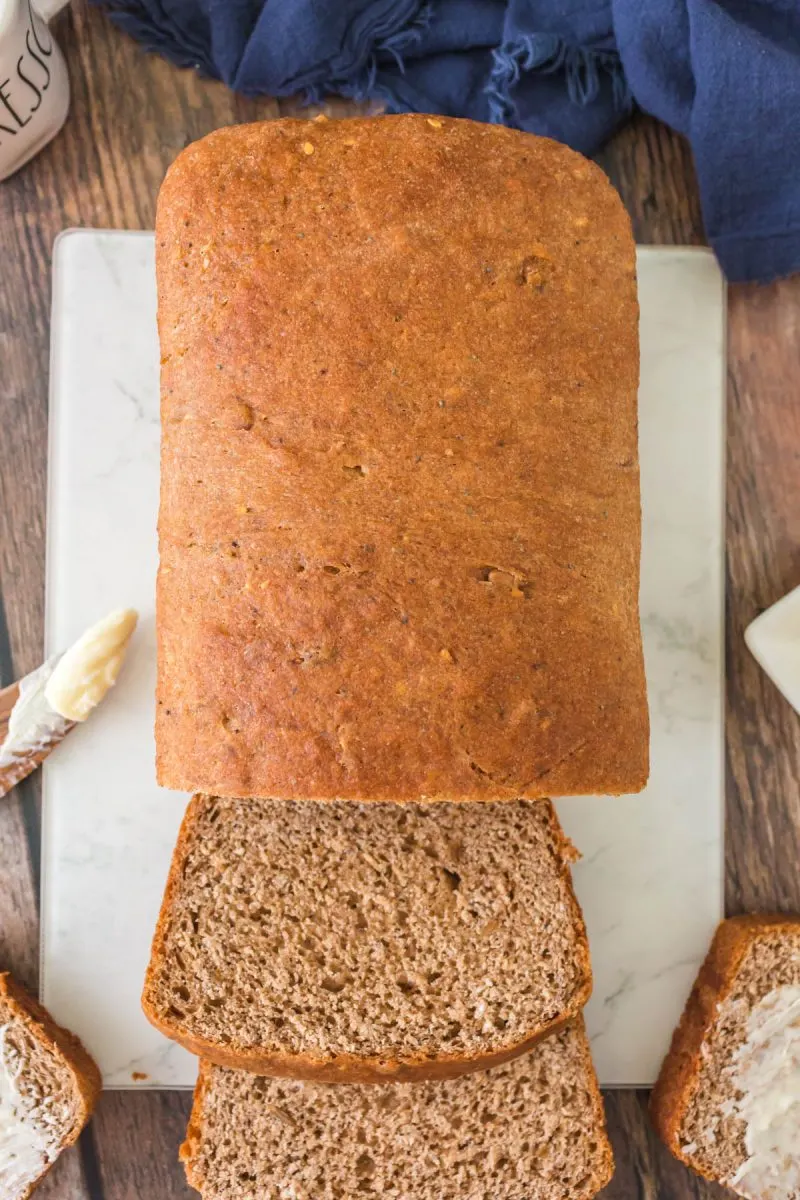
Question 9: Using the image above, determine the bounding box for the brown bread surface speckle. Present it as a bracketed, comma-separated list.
[155, 114, 648, 801]
[181, 1019, 613, 1199]
[650, 914, 800, 1191]
[142, 795, 591, 1081]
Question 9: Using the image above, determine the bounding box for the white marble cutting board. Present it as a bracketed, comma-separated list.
[40, 231, 725, 1089]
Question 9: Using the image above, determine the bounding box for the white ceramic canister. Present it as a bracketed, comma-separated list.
[0, 0, 69, 181]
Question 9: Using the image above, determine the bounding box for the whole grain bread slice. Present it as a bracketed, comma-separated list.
[142, 794, 591, 1082]
[0, 972, 101, 1199]
[650, 914, 800, 1196]
[181, 1018, 613, 1200]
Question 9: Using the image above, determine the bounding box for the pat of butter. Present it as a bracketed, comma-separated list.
[745, 586, 800, 715]
[44, 609, 138, 722]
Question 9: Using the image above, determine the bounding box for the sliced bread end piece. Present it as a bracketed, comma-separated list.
[181, 1017, 613, 1200]
[143, 795, 592, 1082]
[0, 972, 101, 1200]
[650, 913, 800, 1196]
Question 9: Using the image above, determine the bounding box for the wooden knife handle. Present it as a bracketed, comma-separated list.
[0, 681, 74, 799]
[0, 681, 20, 737]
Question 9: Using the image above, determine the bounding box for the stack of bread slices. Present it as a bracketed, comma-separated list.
[144, 112, 650, 1198]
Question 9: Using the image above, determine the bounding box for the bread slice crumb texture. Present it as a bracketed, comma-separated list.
[181, 1020, 613, 1200]
[0, 974, 101, 1200]
[651, 915, 800, 1198]
[143, 795, 591, 1080]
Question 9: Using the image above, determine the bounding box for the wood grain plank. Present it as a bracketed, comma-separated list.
[726, 277, 800, 915]
[0, 778, 39, 988]
[597, 110, 705, 247]
[0, 596, 40, 989]
[33, 1142, 96, 1200]
[601, 1091, 730, 1199]
[92, 1091, 193, 1200]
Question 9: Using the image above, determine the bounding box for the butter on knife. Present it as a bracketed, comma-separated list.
[0, 608, 138, 798]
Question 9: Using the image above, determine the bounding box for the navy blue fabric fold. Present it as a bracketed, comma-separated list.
[94, 0, 800, 281]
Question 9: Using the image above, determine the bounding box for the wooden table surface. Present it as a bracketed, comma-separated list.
[2, 3, 799, 1196]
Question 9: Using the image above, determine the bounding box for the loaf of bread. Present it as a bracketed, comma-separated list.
[0, 973, 101, 1199]
[143, 794, 591, 1082]
[181, 1019, 613, 1199]
[650, 914, 800, 1196]
[156, 114, 648, 801]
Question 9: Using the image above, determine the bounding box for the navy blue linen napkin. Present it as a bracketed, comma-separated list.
[97, 0, 800, 282]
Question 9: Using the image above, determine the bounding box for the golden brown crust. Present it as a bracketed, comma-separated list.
[574, 1015, 616, 1193]
[0, 973, 102, 1199]
[143, 795, 592, 1083]
[649, 914, 800, 1177]
[180, 1057, 209, 1190]
[148, 1006, 584, 1085]
[155, 114, 648, 802]
[141, 794, 205, 1046]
